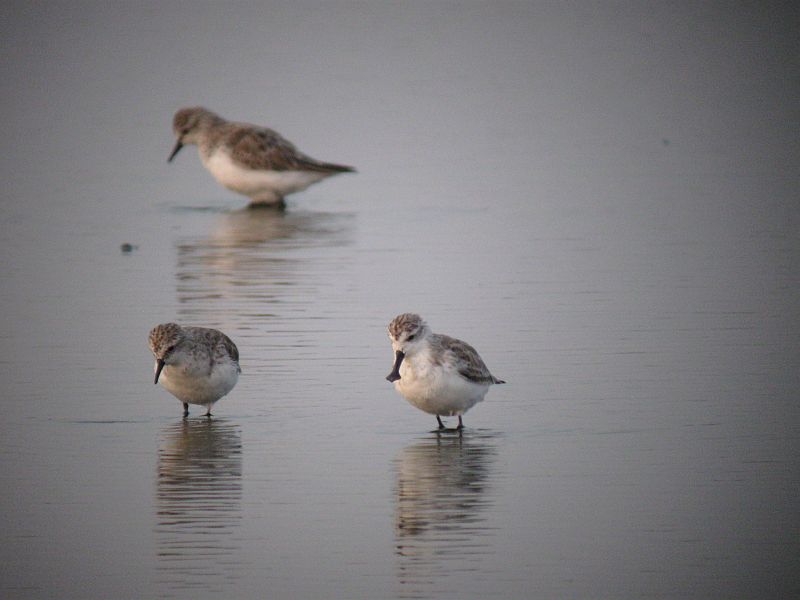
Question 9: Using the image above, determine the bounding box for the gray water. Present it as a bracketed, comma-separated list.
[1, 2, 799, 598]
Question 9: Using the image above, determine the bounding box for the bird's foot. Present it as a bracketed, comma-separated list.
[247, 198, 286, 211]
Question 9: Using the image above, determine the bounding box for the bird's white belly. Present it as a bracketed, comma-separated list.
[203, 150, 327, 200]
[159, 361, 239, 405]
[394, 357, 488, 416]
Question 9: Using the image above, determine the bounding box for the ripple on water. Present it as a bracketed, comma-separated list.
[155, 418, 243, 595]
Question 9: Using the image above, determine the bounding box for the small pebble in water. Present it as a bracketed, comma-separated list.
[120, 243, 137, 253]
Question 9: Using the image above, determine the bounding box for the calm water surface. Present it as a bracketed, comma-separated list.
[1, 3, 798, 599]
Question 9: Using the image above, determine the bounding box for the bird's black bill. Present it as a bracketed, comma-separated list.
[154, 358, 165, 384]
[386, 350, 405, 382]
[167, 140, 184, 162]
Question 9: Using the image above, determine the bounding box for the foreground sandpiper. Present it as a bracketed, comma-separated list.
[386, 313, 505, 430]
[168, 106, 355, 207]
[148, 323, 241, 417]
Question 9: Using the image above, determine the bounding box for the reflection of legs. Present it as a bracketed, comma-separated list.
[182, 403, 189, 417]
[436, 415, 445, 430]
[457, 415, 464, 430]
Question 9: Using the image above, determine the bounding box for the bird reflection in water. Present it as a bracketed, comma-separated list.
[394, 432, 498, 595]
[155, 418, 243, 594]
[174, 208, 354, 325]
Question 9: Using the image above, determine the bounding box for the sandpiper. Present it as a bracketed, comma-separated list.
[168, 106, 355, 207]
[148, 323, 241, 417]
[386, 313, 505, 430]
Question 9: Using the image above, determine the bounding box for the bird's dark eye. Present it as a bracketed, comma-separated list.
[407, 334, 416, 341]
[166, 345, 176, 354]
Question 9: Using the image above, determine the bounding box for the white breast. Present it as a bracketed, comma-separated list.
[159, 361, 239, 406]
[395, 349, 489, 416]
[203, 150, 328, 201]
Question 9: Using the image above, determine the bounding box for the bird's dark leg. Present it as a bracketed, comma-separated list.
[247, 197, 286, 211]
[182, 403, 189, 417]
[437, 415, 445, 430]
[456, 415, 464, 430]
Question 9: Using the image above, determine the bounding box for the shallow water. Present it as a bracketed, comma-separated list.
[1, 3, 799, 599]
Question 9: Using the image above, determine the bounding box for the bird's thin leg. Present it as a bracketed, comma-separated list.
[182, 403, 189, 418]
[456, 415, 464, 430]
[437, 415, 445, 430]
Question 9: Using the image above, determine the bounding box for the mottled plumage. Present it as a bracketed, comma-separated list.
[386, 313, 504, 430]
[148, 323, 240, 417]
[168, 106, 355, 206]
